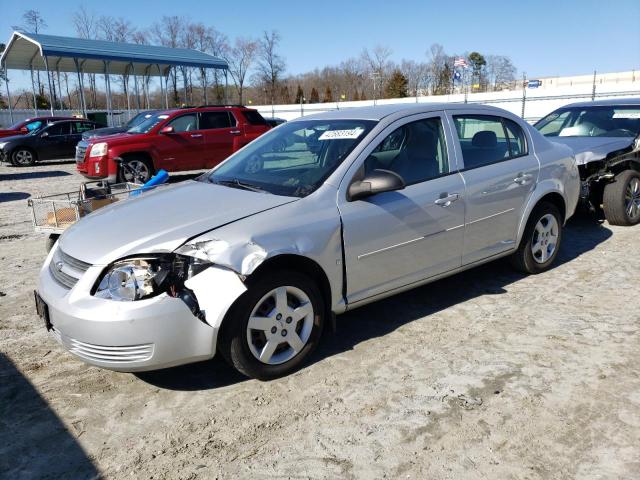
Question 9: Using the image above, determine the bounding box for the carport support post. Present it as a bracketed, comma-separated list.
[132, 66, 141, 112]
[29, 65, 38, 116]
[55, 66, 64, 112]
[3, 67, 13, 124]
[73, 58, 87, 118]
[163, 69, 170, 108]
[157, 64, 165, 110]
[104, 61, 113, 126]
[43, 55, 55, 116]
[201, 67, 207, 104]
[224, 69, 228, 105]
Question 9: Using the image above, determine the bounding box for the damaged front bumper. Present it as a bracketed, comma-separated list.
[36, 246, 246, 372]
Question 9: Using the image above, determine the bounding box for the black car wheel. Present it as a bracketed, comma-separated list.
[11, 148, 36, 166]
[120, 158, 154, 184]
[603, 170, 640, 226]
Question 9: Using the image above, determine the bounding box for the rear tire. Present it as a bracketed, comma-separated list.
[219, 270, 325, 380]
[602, 170, 640, 226]
[11, 148, 36, 166]
[45, 234, 60, 253]
[510, 202, 563, 274]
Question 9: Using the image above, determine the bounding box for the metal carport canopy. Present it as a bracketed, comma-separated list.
[0, 31, 228, 75]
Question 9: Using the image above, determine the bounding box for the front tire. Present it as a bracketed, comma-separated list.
[219, 270, 325, 380]
[510, 202, 563, 274]
[119, 158, 153, 184]
[603, 170, 640, 226]
[11, 148, 36, 166]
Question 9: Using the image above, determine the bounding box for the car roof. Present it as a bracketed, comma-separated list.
[559, 97, 640, 108]
[293, 102, 517, 122]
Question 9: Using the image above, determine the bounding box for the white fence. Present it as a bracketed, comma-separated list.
[2, 82, 639, 128]
[253, 81, 640, 123]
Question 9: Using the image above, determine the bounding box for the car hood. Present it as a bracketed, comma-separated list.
[59, 180, 297, 265]
[550, 136, 635, 165]
[83, 126, 126, 139]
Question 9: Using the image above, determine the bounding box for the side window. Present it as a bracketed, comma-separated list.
[168, 114, 197, 133]
[46, 123, 69, 136]
[365, 117, 449, 185]
[503, 119, 527, 157]
[537, 110, 571, 137]
[241, 110, 266, 125]
[453, 115, 525, 169]
[199, 112, 232, 130]
[72, 122, 95, 134]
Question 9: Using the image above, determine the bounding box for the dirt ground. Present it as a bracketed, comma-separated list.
[0, 160, 638, 480]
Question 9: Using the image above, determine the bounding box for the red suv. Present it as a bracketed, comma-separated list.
[76, 106, 271, 183]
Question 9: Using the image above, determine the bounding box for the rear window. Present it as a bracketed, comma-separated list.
[242, 110, 268, 126]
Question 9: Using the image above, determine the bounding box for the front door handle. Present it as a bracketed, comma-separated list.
[513, 173, 533, 185]
[230, 130, 241, 135]
[190, 133, 203, 138]
[434, 193, 460, 207]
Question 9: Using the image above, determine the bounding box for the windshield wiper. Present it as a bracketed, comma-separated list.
[210, 178, 266, 193]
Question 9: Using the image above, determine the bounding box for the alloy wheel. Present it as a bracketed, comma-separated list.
[625, 177, 640, 221]
[531, 213, 559, 264]
[14, 149, 33, 166]
[246, 285, 314, 365]
[122, 160, 151, 183]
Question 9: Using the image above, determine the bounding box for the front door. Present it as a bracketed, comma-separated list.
[339, 114, 466, 305]
[39, 122, 72, 159]
[155, 113, 203, 171]
[449, 113, 539, 264]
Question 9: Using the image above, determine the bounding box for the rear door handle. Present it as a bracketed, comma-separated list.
[230, 130, 241, 135]
[434, 193, 460, 207]
[190, 133, 203, 138]
[513, 173, 533, 185]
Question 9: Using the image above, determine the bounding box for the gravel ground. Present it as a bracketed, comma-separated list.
[1, 160, 639, 480]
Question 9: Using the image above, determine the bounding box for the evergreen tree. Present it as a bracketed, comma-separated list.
[280, 85, 291, 104]
[310, 87, 320, 103]
[294, 85, 304, 103]
[322, 86, 333, 103]
[384, 70, 409, 98]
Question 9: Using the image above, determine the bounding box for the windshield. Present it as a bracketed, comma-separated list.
[535, 106, 640, 138]
[205, 119, 376, 197]
[126, 111, 156, 128]
[127, 113, 170, 134]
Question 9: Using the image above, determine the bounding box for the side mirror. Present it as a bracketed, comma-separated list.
[348, 169, 405, 201]
[19, 127, 28, 133]
[159, 126, 174, 134]
[40, 131, 49, 138]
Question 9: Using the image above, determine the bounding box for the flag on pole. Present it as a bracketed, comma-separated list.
[454, 57, 469, 68]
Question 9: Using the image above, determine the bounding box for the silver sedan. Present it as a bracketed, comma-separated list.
[36, 103, 580, 379]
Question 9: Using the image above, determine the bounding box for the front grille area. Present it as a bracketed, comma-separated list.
[49, 248, 91, 289]
[67, 337, 154, 363]
[75, 142, 88, 163]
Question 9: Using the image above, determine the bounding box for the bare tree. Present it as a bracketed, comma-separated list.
[13, 10, 48, 99]
[227, 37, 258, 105]
[485, 55, 516, 91]
[256, 30, 286, 112]
[427, 43, 452, 95]
[151, 16, 185, 105]
[73, 6, 99, 107]
[97, 16, 136, 109]
[401, 59, 428, 98]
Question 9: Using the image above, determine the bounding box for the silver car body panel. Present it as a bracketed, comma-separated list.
[550, 136, 635, 165]
[37, 103, 580, 371]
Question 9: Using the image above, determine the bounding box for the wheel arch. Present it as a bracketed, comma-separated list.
[10, 145, 38, 162]
[516, 187, 568, 246]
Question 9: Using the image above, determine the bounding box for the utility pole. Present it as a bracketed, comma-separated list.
[371, 71, 380, 106]
[591, 70, 597, 101]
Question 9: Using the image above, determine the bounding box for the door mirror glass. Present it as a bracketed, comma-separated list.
[348, 169, 405, 201]
[159, 125, 174, 134]
[19, 127, 29, 133]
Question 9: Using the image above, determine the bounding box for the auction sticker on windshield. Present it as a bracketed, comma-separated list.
[319, 127, 365, 140]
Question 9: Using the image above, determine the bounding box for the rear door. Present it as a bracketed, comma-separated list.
[154, 113, 203, 171]
[199, 111, 236, 168]
[449, 113, 539, 264]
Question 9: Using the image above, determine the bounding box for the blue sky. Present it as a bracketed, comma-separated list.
[2, 0, 639, 88]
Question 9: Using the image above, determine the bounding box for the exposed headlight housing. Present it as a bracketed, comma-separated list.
[89, 142, 108, 157]
[94, 255, 210, 301]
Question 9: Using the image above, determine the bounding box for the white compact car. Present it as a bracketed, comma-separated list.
[36, 103, 580, 380]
